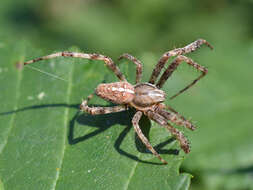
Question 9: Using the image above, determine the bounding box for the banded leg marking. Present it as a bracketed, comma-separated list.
[80, 94, 127, 115]
[146, 110, 190, 154]
[118, 53, 143, 84]
[157, 55, 208, 99]
[132, 111, 168, 164]
[149, 39, 212, 84]
[156, 107, 195, 130]
[24, 52, 126, 81]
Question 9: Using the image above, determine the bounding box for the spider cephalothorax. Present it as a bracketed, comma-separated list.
[24, 39, 213, 164]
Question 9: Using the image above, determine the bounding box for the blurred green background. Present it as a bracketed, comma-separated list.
[1, 0, 253, 190]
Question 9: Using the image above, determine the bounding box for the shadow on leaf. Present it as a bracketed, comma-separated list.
[1, 103, 179, 165]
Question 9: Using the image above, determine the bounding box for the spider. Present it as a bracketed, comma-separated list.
[24, 39, 213, 164]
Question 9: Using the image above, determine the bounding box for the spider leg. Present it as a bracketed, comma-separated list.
[166, 105, 195, 129]
[156, 106, 195, 130]
[118, 53, 142, 84]
[24, 52, 126, 81]
[132, 111, 168, 164]
[157, 55, 207, 99]
[80, 94, 128, 115]
[146, 110, 190, 154]
[149, 39, 212, 84]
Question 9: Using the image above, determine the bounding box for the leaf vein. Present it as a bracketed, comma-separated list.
[123, 153, 140, 190]
[0, 64, 23, 154]
[176, 175, 188, 190]
[51, 61, 74, 190]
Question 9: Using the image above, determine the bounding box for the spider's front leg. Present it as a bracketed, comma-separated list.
[80, 94, 128, 115]
[157, 55, 208, 99]
[149, 39, 213, 84]
[118, 53, 143, 84]
[132, 111, 168, 164]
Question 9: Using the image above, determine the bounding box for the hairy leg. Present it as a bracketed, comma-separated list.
[149, 39, 212, 84]
[146, 110, 190, 154]
[80, 94, 127, 115]
[156, 107, 195, 130]
[166, 105, 196, 130]
[118, 53, 143, 84]
[132, 111, 168, 164]
[24, 52, 126, 81]
[156, 55, 208, 99]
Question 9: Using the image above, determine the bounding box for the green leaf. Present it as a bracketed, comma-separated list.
[166, 40, 253, 190]
[0, 41, 191, 190]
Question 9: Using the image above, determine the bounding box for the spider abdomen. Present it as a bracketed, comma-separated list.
[133, 83, 166, 107]
[95, 81, 135, 104]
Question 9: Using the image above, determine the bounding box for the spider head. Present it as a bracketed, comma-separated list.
[95, 81, 135, 104]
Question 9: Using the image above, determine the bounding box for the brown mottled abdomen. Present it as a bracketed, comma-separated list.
[95, 82, 135, 104]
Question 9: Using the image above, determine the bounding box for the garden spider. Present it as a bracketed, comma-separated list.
[24, 39, 213, 164]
